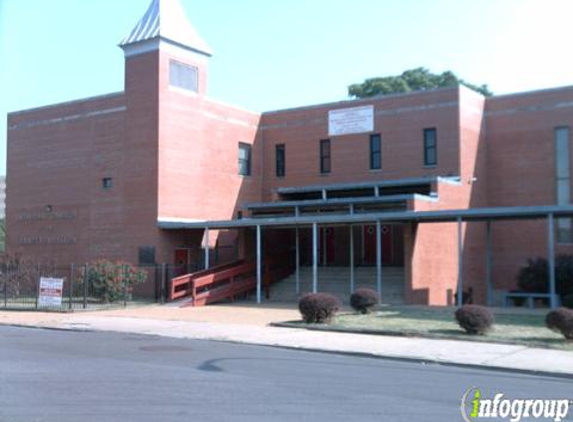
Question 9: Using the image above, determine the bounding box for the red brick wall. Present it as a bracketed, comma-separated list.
[155, 47, 262, 263]
[259, 88, 461, 201]
[485, 87, 573, 295]
[8, 36, 573, 307]
[6, 93, 127, 264]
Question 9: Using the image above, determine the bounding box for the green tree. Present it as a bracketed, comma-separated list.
[348, 67, 492, 98]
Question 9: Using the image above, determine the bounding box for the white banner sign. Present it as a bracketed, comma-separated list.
[38, 277, 64, 307]
[328, 105, 374, 136]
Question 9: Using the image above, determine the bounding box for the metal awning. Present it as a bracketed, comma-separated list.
[244, 193, 436, 211]
[158, 204, 573, 230]
[276, 175, 460, 195]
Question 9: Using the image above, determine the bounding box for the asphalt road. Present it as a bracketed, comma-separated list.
[0, 326, 571, 422]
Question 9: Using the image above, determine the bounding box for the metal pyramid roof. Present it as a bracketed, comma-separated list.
[120, 0, 212, 56]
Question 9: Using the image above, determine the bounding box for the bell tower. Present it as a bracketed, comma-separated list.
[116, 0, 213, 264]
[119, 0, 213, 97]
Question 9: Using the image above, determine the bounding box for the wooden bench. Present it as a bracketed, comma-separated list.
[503, 292, 559, 308]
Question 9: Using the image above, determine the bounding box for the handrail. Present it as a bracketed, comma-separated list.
[169, 256, 294, 305]
[170, 259, 244, 300]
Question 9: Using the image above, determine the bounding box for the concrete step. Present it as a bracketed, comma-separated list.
[268, 266, 405, 305]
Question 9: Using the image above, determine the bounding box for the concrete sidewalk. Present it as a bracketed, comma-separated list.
[1, 303, 572, 377]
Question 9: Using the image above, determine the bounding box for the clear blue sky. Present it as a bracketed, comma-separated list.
[1, 0, 573, 177]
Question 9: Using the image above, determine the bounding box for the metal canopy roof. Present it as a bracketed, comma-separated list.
[119, 0, 212, 55]
[276, 175, 460, 195]
[243, 193, 436, 211]
[158, 204, 573, 230]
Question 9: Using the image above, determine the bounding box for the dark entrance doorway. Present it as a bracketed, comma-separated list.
[174, 248, 191, 275]
[319, 227, 336, 265]
[362, 224, 404, 266]
[299, 224, 404, 267]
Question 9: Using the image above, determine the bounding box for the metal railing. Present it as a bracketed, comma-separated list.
[0, 262, 202, 311]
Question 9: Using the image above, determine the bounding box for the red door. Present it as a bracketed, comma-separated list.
[363, 225, 393, 265]
[174, 248, 190, 275]
[363, 225, 376, 264]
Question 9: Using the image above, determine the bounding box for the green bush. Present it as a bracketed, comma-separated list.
[516, 255, 573, 300]
[562, 294, 573, 309]
[298, 293, 341, 324]
[350, 288, 379, 314]
[546, 308, 573, 340]
[81, 260, 146, 303]
[455, 305, 494, 335]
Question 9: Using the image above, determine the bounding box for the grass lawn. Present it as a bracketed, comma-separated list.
[277, 306, 573, 351]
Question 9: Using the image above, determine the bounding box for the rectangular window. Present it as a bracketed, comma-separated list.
[370, 134, 381, 170]
[138, 246, 156, 265]
[275, 144, 285, 177]
[169, 60, 198, 92]
[424, 128, 437, 166]
[102, 177, 112, 189]
[238, 142, 251, 176]
[320, 139, 331, 174]
[555, 127, 572, 243]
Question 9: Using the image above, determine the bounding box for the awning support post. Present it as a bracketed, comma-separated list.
[486, 221, 493, 306]
[295, 226, 300, 295]
[312, 222, 318, 293]
[548, 213, 558, 309]
[457, 217, 463, 307]
[350, 224, 355, 294]
[322, 226, 327, 267]
[376, 220, 382, 297]
[256, 225, 262, 304]
[204, 227, 210, 270]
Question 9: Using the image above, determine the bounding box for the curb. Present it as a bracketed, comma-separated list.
[3, 322, 573, 380]
[271, 321, 565, 351]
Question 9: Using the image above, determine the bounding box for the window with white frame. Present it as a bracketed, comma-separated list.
[169, 60, 198, 92]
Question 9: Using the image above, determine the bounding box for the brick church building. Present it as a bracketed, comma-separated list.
[7, 0, 573, 306]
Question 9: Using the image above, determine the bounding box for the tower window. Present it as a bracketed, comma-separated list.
[169, 60, 198, 92]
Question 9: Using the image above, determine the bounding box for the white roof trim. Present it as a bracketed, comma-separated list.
[158, 216, 207, 224]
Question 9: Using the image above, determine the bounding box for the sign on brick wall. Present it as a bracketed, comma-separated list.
[328, 105, 374, 136]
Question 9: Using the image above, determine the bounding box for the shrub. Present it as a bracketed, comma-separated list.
[298, 293, 342, 324]
[455, 305, 494, 335]
[517, 257, 548, 293]
[350, 288, 379, 314]
[517, 255, 573, 300]
[546, 308, 573, 340]
[562, 294, 573, 309]
[80, 260, 146, 303]
[0, 252, 35, 298]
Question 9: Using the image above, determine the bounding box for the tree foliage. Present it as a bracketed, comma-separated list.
[0, 252, 35, 298]
[80, 260, 146, 303]
[517, 255, 573, 299]
[348, 67, 492, 99]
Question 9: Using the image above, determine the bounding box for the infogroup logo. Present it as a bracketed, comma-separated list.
[460, 387, 571, 422]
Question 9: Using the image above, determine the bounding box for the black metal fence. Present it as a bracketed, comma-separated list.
[0, 262, 200, 311]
